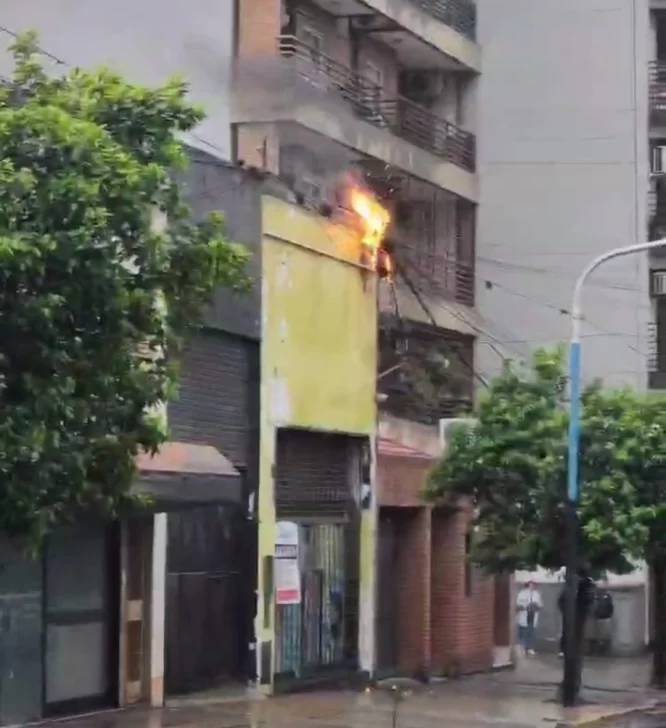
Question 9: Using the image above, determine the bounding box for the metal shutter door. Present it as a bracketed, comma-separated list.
[275, 430, 353, 519]
[169, 331, 253, 468]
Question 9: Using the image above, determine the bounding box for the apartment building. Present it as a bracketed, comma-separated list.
[475, 0, 650, 388]
[234, 0, 508, 679]
[475, 0, 652, 656]
[650, 1, 666, 387]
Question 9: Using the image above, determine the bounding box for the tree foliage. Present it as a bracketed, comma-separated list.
[425, 348, 646, 576]
[0, 32, 249, 544]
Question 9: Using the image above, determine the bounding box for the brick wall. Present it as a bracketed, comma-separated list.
[237, 0, 281, 57]
[378, 454, 432, 507]
[430, 506, 494, 675]
[377, 453, 497, 678]
[395, 509, 431, 672]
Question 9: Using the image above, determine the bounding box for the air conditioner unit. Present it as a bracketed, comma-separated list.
[652, 146, 666, 176]
[400, 71, 446, 101]
[439, 417, 476, 451]
[651, 270, 666, 296]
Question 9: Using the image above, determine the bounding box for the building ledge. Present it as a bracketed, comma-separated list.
[133, 441, 242, 508]
[235, 110, 477, 202]
[379, 283, 480, 336]
[360, 0, 481, 72]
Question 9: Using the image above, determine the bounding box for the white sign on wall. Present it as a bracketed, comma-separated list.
[275, 521, 301, 605]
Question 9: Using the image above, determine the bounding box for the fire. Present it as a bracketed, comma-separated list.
[347, 183, 391, 276]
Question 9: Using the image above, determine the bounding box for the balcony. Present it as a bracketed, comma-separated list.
[393, 238, 474, 307]
[406, 0, 476, 41]
[378, 321, 475, 425]
[309, 0, 480, 71]
[278, 37, 475, 171]
[233, 37, 477, 200]
[649, 61, 666, 124]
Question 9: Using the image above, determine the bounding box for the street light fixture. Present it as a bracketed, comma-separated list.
[562, 237, 666, 706]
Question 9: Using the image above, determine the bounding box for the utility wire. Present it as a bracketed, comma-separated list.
[478, 256, 651, 298]
[483, 279, 651, 360]
[2, 24, 655, 378]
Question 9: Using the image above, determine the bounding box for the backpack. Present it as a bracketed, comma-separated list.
[594, 590, 614, 620]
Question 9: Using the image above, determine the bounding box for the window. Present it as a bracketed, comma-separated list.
[657, 297, 666, 373]
[464, 531, 473, 597]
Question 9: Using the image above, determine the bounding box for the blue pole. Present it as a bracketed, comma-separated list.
[562, 336, 582, 706]
[567, 340, 581, 503]
[560, 237, 666, 706]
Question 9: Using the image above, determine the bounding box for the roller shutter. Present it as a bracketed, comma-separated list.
[169, 330, 258, 469]
[275, 429, 355, 519]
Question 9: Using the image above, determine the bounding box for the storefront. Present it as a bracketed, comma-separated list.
[273, 429, 363, 683]
[0, 524, 119, 726]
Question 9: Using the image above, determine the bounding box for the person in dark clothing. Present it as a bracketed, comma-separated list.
[590, 582, 614, 654]
[558, 576, 596, 657]
[558, 586, 566, 656]
[594, 585, 614, 620]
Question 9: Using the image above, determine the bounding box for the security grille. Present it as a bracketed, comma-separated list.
[651, 270, 666, 297]
[275, 430, 356, 518]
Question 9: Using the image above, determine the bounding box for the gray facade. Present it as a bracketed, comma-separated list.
[0, 0, 233, 159]
[475, 0, 651, 388]
[532, 582, 647, 657]
[182, 149, 262, 341]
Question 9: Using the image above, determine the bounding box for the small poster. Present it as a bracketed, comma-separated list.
[275, 521, 301, 605]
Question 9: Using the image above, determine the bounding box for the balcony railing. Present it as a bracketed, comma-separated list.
[374, 98, 475, 171]
[649, 61, 666, 118]
[278, 35, 476, 172]
[394, 238, 475, 307]
[407, 0, 476, 42]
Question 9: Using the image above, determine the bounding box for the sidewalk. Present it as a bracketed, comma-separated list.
[26, 657, 661, 728]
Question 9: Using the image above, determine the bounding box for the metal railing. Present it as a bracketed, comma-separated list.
[407, 0, 476, 41]
[394, 237, 475, 307]
[278, 35, 476, 172]
[373, 98, 475, 171]
[649, 61, 666, 117]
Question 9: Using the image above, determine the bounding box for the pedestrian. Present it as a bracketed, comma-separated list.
[558, 584, 566, 657]
[558, 575, 597, 657]
[516, 580, 543, 655]
[590, 580, 614, 654]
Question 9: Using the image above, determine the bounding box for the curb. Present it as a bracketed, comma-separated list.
[555, 700, 658, 728]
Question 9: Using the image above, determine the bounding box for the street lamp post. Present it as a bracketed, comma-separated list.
[562, 238, 666, 706]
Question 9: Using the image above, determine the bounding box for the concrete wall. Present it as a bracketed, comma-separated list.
[529, 581, 647, 657]
[1, 0, 233, 159]
[475, 0, 651, 388]
[256, 196, 378, 686]
[182, 149, 262, 340]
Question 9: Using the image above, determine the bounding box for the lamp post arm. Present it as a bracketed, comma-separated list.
[571, 238, 666, 344]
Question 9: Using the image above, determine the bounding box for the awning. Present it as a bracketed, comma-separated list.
[377, 437, 435, 460]
[132, 441, 242, 509]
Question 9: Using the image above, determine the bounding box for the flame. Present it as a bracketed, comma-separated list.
[347, 183, 391, 274]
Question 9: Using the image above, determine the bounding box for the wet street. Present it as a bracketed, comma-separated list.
[26, 656, 664, 728]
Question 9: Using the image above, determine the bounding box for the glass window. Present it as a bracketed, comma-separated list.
[0, 542, 43, 725]
[46, 527, 105, 614]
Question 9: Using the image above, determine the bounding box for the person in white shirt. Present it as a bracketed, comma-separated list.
[516, 581, 543, 655]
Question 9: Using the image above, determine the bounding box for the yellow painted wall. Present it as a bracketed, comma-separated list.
[256, 195, 378, 686]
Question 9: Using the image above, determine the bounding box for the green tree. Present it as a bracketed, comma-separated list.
[425, 349, 645, 700]
[0, 32, 249, 545]
[622, 395, 666, 687]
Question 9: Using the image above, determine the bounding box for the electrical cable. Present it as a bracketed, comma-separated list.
[478, 256, 651, 298]
[391, 256, 490, 388]
[2, 24, 656, 381]
[483, 279, 651, 360]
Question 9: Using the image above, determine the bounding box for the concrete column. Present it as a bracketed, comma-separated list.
[149, 513, 167, 706]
